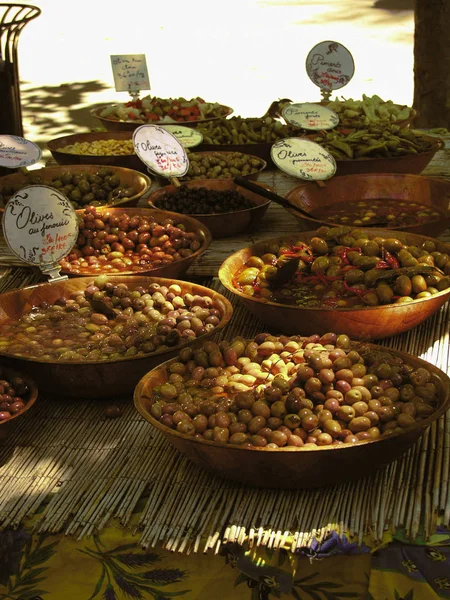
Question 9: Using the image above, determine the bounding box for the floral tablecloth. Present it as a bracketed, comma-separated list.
[1, 520, 450, 600]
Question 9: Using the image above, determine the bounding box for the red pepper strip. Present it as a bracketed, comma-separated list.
[128, 112, 137, 120]
[343, 281, 372, 298]
[375, 260, 390, 269]
[384, 250, 400, 269]
[336, 246, 362, 265]
[340, 265, 358, 272]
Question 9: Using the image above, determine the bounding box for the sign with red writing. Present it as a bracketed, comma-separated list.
[282, 103, 339, 130]
[0, 135, 41, 168]
[110, 54, 150, 93]
[2, 185, 78, 268]
[271, 138, 336, 181]
[306, 41, 355, 91]
[133, 124, 189, 178]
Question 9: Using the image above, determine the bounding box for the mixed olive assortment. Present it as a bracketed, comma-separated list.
[309, 199, 444, 228]
[153, 186, 254, 215]
[233, 226, 450, 308]
[183, 152, 264, 180]
[0, 277, 225, 362]
[0, 369, 33, 422]
[0, 169, 137, 209]
[149, 333, 439, 448]
[59, 207, 205, 274]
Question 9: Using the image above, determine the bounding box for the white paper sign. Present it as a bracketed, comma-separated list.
[282, 103, 339, 131]
[306, 41, 355, 91]
[110, 54, 151, 93]
[2, 185, 78, 266]
[133, 125, 189, 178]
[161, 125, 203, 148]
[0, 135, 42, 168]
[271, 138, 336, 181]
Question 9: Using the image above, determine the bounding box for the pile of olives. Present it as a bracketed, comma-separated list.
[153, 186, 254, 215]
[233, 226, 450, 308]
[0, 369, 33, 422]
[149, 332, 439, 449]
[0, 277, 225, 362]
[0, 169, 137, 209]
[184, 152, 264, 180]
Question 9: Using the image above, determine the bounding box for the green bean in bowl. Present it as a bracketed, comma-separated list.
[182, 151, 266, 181]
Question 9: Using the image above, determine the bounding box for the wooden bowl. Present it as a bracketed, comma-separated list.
[0, 365, 38, 443]
[0, 165, 151, 211]
[181, 151, 267, 183]
[61, 207, 212, 277]
[47, 132, 144, 171]
[284, 174, 450, 237]
[0, 276, 233, 398]
[195, 141, 275, 166]
[91, 105, 234, 132]
[148, 180, 272, 238]
[218, 229, 450, 340]
[134, 344, 450, 489]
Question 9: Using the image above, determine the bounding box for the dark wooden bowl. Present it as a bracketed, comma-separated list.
[218, 229, 450, 340]
[0, 365, 38, 443]
[284, 174, 450, 237]
[47, 132, 144, 171]
[91, 105, 234, 132]
[134, 344, 450, 489]
[148, 180, 272, 238]
[0, 276, 233, 398]
[61, 207, 212, 277]
[0, 164, 151, 211]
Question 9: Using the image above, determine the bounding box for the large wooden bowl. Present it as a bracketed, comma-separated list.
[218, 229, 450, 340]
[284, 174, 450, 237]
[0, 276, 233, 398]
[0, 365, 38, 443]
[62, 207, 212, 277]
[181, 151, 267, 183]
[148, 180, 272, 238]
[0, 164, 151, 211]
[47, 132, 144, 171]
[91, 105, 234, 132]
[134, 345, 450, 489]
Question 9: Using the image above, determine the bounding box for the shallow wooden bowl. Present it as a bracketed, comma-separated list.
[47, 132, 144, 171]
[195, 141, 275, 166]
[0, 365, 38, 443]
[148, 180, 272, 238]
[0, 164, 151, 211]
[181, 151, 267, 183]
[91, 105, 234, 132]
[61, 207, 212, 277]
[284, 174, 450, 237]
[218, 229, 450, 340]
[134, 344, 450, 489]
[0, 276, 233, 398]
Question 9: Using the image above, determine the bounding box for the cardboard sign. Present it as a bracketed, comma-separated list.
[0, 135, 42, 168]
[282, 103, 339, 131]
[162, 125, 203, 148]
[271, 138, 336, 181]
[306, 41, 355, 91]
[2, 185, 78, 268]
[133, 125, 189, 178]
[110, 54, 151, 93]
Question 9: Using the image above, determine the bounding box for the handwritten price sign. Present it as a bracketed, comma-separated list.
[110, 54, 151, 93]
[282, 103, 339, 131]
[306, 41, 355, 91]
[2, 185, 78, 267]
[0, 135, 41, 168]
[161, 125, 203, 148]
[133, 125, 189, 178]
[271, 138, 336, 181]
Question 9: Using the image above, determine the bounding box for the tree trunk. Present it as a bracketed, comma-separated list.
[413, 0, 450, 128]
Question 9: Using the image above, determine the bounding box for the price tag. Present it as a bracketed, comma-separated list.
[161, 125, 203, 148]
[271, 138, 336, 181]
[282, 103, 339, 131]
[2, 185, 79, 280]
[0, 135, 41, 168]
[306, 41, 355, 91]
[133, 124, 189, 178]
[110, 54, 151, 93]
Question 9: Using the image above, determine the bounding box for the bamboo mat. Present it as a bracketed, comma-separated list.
[0, 274, 449, 555]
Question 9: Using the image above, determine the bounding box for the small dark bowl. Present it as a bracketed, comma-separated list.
[0, 276, 233, 398]
[60, 207, 212, 277]
[148, 180, 272, 238]
[0, 365, 38, 443]
[134, 344, 450, 489]
[284, 173, 450, 237]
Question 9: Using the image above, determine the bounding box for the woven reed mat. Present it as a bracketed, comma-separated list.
[0, 272, 449, 555]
